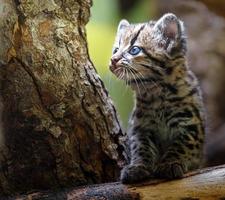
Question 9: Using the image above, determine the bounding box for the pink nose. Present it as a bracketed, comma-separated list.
[111, 57, 120, 65]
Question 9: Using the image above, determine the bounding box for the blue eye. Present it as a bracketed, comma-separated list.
[129, 46, 141, 55]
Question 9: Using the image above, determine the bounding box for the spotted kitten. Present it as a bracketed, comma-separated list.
[109, 13, 205, 183]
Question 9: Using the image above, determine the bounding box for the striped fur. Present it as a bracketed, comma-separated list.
[109, 13, 205, 183]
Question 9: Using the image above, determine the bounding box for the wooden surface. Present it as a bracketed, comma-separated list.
[5, 164, 225, 200]
[134, 165, 225, 199]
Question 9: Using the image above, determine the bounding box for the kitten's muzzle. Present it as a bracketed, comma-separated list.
[109, 57, 121, 72]
[111, 57, 120, 66]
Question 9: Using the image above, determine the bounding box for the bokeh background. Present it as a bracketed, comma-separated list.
[87, 0, 225, 167]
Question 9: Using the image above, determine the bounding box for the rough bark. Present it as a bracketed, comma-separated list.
[0, 0, 124, 194]
[3, 164, 225, 200]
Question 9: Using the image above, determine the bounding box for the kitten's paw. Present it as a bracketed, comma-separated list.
[120, 164, 151, 184]
[156, 161, 186, 179]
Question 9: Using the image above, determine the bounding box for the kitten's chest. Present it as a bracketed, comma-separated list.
[131, 106, 161, 128]
[130, 106, 176, 143]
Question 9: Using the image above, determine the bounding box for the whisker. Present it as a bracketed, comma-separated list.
[134, 72, 148, 92]
[128, 67, 147, 92]
[125, 64, 149, 93]
[107, 72, 112, 91]
[124, 68, 128, 86]
[113, 67, 122, 73]
[127, 67, 141, 95]
[117, 68, 123, 80]
[121, 68, 126, 80]
[124, 68, 130, 94]
[131, 64, 161, 89]
[118, 71, 123, 80]
[127, 63, 162, 94]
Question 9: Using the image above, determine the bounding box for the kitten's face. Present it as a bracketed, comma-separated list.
[109, 13, 186, 85]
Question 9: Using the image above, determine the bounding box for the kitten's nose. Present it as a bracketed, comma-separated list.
[111, 57, 121, 66]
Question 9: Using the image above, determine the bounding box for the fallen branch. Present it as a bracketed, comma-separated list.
[4, 164, 225, 200]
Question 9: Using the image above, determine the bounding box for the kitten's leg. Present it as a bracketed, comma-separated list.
[157, 123, 204, 179]
[120, 128, 158, 183]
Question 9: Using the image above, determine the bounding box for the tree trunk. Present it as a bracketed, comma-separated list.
[0, 0, 124, 194]
[4, 164, 225, 200]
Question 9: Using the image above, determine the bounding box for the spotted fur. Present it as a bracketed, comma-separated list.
[109, 13, 205, 183]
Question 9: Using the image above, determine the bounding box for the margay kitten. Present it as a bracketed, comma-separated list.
[109, 13, 205, 183]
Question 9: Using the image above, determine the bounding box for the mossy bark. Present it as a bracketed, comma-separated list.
[0, 0, 124, 194]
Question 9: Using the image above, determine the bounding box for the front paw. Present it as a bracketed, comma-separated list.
[156, 161, 186, 179]
[120, 164, 151, 184]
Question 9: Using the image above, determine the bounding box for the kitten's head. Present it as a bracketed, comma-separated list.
[109, 13, 187, 86]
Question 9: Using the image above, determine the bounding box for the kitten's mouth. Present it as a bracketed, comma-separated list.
[109, 65, 124, 79]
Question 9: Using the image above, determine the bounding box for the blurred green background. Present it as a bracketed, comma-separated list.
[87, 0, 155, 130]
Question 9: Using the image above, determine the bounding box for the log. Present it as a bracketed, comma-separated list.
[5, 164, 225, 200]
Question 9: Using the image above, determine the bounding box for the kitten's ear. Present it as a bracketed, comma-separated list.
[154, 13, 182, 40]
[154, 13, 185, 52]
[117, 19, 130, 32]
